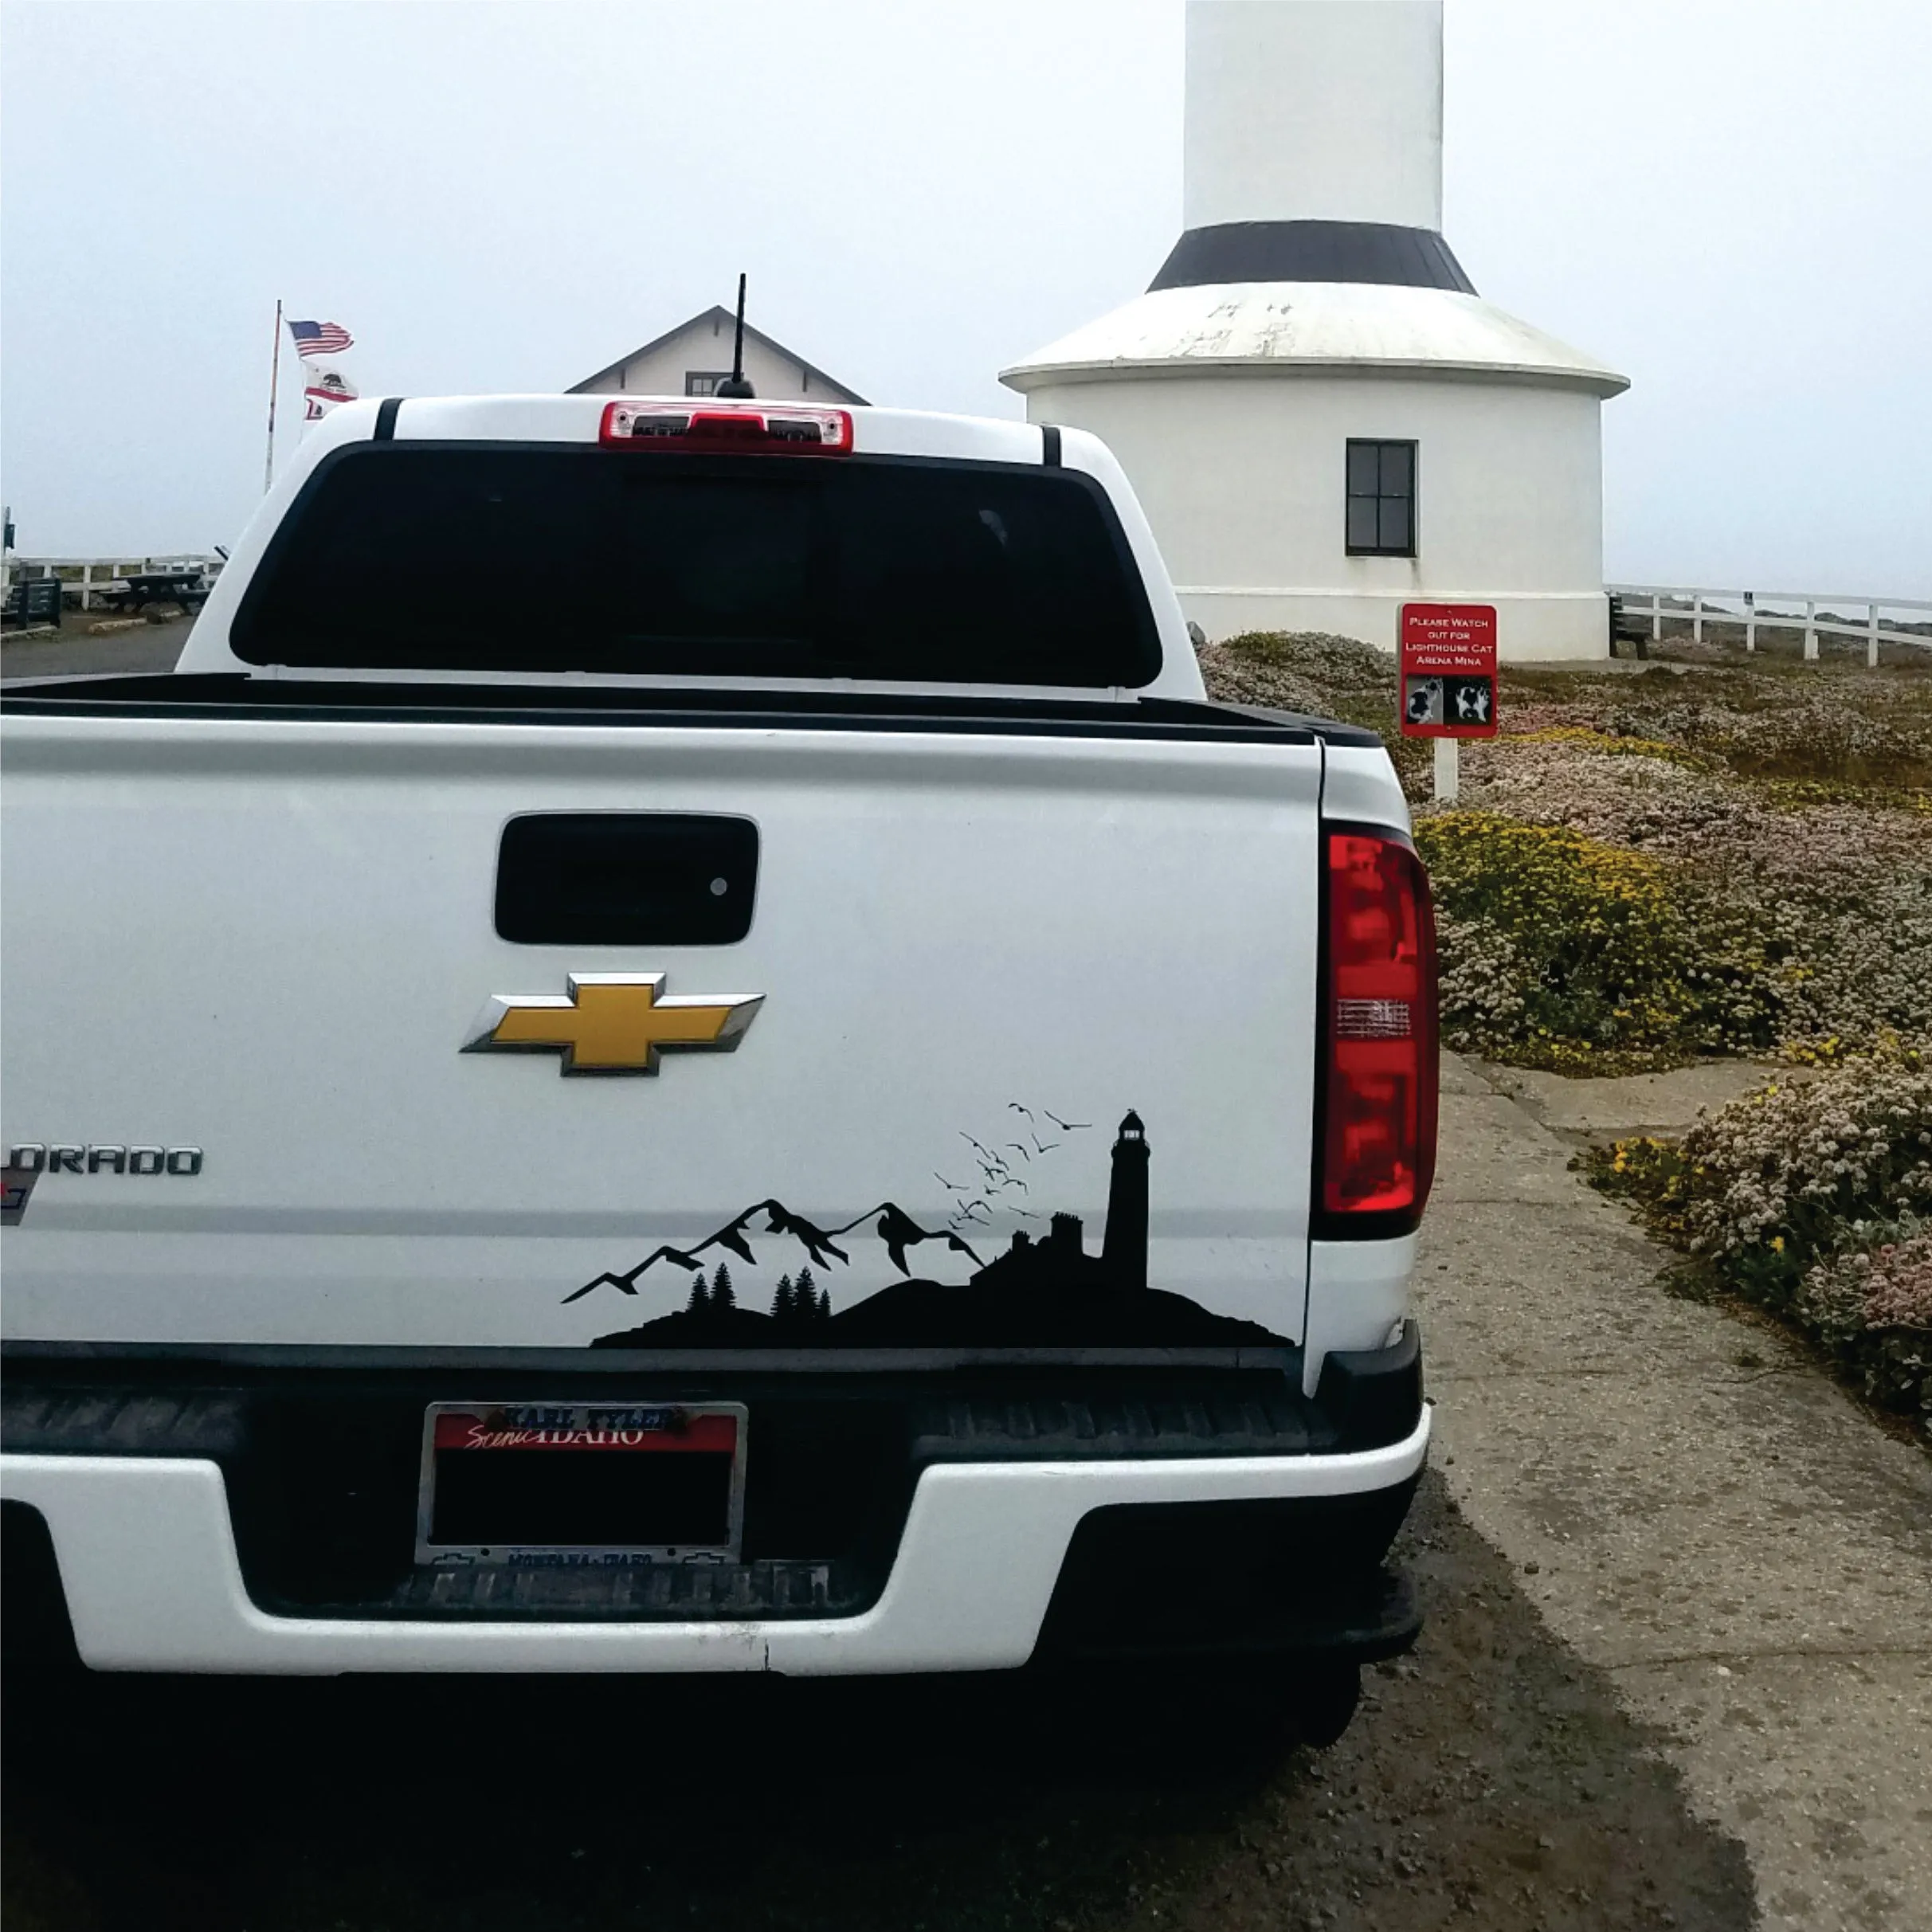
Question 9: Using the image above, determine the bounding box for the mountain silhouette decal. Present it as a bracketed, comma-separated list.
[575, 1113, 1291, 1350]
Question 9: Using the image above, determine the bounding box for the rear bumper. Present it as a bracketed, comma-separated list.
[0, 1409, 1428, 1675]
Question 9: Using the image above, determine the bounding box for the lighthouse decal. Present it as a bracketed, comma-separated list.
[575, 1108, 1289, 1350]
[1102, 1109, 1150, 1291]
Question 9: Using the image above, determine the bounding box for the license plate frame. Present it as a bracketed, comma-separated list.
[414, 1400, 748, 1569]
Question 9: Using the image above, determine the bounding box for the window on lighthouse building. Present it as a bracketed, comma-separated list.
[1345, 440, 1418, 558]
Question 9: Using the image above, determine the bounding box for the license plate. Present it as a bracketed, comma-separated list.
[415, 1401, 747, 1568]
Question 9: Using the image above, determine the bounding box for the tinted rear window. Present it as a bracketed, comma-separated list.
[231, 445, 1161, 686]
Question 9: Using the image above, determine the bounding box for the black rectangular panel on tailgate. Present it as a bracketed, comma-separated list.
[495, 813, 758, 946]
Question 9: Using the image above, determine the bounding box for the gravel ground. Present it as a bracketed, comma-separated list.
[0, 613, 193, 681]
[0, 1472, 1753, 1932]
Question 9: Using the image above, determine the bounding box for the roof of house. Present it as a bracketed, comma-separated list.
[568, 305, 869, 405]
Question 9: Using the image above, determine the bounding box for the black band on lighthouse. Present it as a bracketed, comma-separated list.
[1148, 221, 1477, 296]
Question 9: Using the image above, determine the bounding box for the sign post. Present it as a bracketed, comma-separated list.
[1399, 603, 1498, 803]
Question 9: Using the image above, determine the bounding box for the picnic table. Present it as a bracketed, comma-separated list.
[103, 570, 210, 615]
[1607, 590, 1650, 660]
[2, 577, 64, 629]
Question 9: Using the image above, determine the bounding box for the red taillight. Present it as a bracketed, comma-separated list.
[1318, 828, 1438, 1231]
[598, 400, 853, 454]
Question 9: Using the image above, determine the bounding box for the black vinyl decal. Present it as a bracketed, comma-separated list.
[570, 1112, 1291, 1350]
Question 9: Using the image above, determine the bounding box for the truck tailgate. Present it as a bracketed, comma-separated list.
[1, 710, 1323, 1358]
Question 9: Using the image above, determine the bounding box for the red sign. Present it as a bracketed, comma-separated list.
[1399, 603, 1498, 739]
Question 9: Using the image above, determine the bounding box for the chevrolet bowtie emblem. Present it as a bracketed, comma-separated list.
[462, 974, 762, 1076]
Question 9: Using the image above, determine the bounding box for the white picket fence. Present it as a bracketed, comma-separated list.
[0, 555, 225, 612]
[8, 555, 1926, 662]
[1609, 584, 1932, 667]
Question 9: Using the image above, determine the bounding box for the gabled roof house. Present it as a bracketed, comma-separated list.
[569, 305, 868, 405]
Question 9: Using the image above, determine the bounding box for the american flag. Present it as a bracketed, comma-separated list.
[288, 319, 354, 359]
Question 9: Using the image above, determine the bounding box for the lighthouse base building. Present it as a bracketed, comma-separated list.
[1001, 1, 1628, 662]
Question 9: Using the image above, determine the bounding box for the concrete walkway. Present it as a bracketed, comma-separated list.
[1479, 1057, 1814, 1142]
[1421, 1053, 1932, 1931]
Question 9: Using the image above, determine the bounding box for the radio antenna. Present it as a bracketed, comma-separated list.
[715, 273, 755, 398]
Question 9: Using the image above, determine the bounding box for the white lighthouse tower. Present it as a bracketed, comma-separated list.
[1001, 0, 1628, 661]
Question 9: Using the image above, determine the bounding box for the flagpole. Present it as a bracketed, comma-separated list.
[263, 300, 283, 494]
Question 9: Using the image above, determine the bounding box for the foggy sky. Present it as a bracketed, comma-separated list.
[3, 0, 1928, 594]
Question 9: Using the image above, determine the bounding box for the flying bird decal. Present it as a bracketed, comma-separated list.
[960, 1131, 1011, 1175]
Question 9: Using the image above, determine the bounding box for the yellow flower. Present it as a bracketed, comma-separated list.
[1771, 1236, 1785, 1253]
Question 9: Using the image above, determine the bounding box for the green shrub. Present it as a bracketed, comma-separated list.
[1583, 1048, 1932, 1431]
[1415, 813, 1778, 1072]
[1200, 631, 1432, 795]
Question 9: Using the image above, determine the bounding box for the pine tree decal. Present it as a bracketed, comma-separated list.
[770, 1273, 795, 1320]
[794, 1267, 816, 1326]
[684, 1270, 711, 1315]
[711, 1264, 736, 1311]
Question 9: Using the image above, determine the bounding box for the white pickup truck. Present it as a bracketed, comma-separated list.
[1, 394, 1436, 1738]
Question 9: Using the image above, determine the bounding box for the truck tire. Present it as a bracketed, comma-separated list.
[0, 1503, 80, 1681]
[1060, 1656, 1364, 1765]
[1164, 1659, 1363, 1753]
[1287, 1661, 1362, 1748]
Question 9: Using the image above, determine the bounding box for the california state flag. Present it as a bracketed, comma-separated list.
[302, 360, 359, 421]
